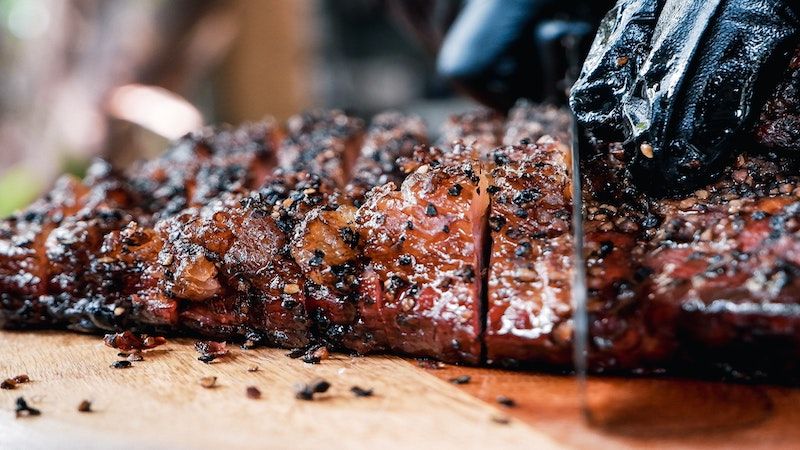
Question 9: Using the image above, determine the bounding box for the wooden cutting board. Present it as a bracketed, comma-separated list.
[0, 331, 798, 449]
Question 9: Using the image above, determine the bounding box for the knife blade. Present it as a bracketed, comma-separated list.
[569, 114, 590, 419]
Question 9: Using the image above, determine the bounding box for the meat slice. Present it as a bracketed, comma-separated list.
[633, 155, 800, 378]
[162, 192, 312, 348]
[88, 221, 177, 330]
[278, 109, 364, 188]
[285, 112, 427, 347]
[576, 148, 800, 380]
[290, 203, 362, 345]
[161, 109, 364, 347]
[346, 112, 427, 203]
[356, 159, 490, 364]
[1, 160, 145, 330]
[0, 175, 86, 304]
[574, 145, 657, 372]
[0, 213, 54, 328]
[484, 140, 573, 367]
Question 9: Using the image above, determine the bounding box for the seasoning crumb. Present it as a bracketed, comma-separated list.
[425, 203, 438, 216]
[301, 344, 329, 364]
[126, 351, 144, 362]
[350, 386, 374, 398]
[77, 400, 92, 413]
[496, 395, 516, 408]
[15, 397, 40, 418]
[416, 359, 444, 370]
[143, 336, 167, 348]
[195, 341, 228, 363]
[110, 360, 132, 369]
[449, 375, 471, 385]
[12, 374, 30, 384]
[247, 366, 259, 373]
[295, 378, 331, 401]
[1, 379, 16, 390]
[286, 347, 306, 359]
[491, 414, 510, 425]
[283, 283, 301, 294]
[104, 331, 166, 351]
[302, 355, 320, 365]
[246, 386, 262, 399]
[241, 339, 257, 350]
[312, 346, 330, 361]
[200, 376, 217, 389]
[639, 143, 654, 159]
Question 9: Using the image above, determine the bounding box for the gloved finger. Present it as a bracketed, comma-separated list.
[437, 0, 555, 109]
[570, 0, 664, 140]
[624, 0, 800, 193]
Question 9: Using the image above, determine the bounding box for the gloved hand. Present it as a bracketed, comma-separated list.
[435, 0, 608, 110]
[570, 0, 800, 193]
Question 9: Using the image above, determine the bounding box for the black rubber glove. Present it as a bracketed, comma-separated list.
[436, 0, 608, 110]
[571, 0, 800, 193]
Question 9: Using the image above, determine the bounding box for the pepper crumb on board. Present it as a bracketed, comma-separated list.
[77, 400, 92, 413]
[286, 347, 306, 359]
[496, 395, 516, 408]
[15, 397, 40, 418]
[425, 203, 438, 216]
[200, 376, 217, 388]
[111, 360, 132, 369]
[295, 378, 331, 401]
[246, 386, 262, 399]
[12, 374, 30, 384]
[2, 374, 31, 390]
[350, 386, 374, 398]
[449, 375, 471, 385]
[312, 346, 330, 361]
[302, 354, 320, 364]
[491, 414, 510, 425]
[247, 366, 259, 372]
[300, 344, 329, 364]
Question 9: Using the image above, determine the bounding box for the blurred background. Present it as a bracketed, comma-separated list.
[0, 0, 474, 216]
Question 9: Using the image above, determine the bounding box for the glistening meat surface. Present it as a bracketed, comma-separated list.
[3, 101, 800, 380]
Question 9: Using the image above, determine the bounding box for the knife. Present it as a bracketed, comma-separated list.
[569, 114, 590, 420]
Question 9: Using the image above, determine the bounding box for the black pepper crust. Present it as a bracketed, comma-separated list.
[3, 102, 800, 381]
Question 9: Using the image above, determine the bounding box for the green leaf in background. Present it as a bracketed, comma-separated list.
[0, 166, 44, 218]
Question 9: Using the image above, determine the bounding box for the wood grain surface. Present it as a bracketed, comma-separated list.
[0, 331, 798, 449]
